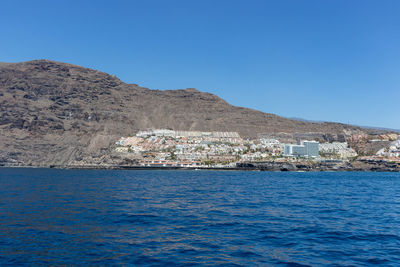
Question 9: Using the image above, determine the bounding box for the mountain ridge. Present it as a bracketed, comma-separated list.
[0, 59, 375, 166]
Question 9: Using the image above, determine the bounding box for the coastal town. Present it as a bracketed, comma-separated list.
[113, 129, 400, 170]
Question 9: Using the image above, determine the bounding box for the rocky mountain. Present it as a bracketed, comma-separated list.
[0, 60, 368, 166]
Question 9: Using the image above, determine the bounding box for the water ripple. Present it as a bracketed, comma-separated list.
[1, 169, 400, 265]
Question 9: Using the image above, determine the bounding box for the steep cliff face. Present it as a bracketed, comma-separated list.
[0, 60, 364, 166]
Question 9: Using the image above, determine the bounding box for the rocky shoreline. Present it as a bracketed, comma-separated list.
[1, 159, 399, 172]
[237, 159, 400, 172]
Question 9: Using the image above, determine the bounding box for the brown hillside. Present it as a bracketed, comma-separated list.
[0, 60, 365, 166]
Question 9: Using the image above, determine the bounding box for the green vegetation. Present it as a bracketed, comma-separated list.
[170, 151, 177, 160]
[203, 160, 216, 166]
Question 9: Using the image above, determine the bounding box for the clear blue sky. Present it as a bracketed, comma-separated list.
[1, 0, 399, 129]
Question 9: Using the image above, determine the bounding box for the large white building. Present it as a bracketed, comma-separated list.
[284, 141, 319, 158]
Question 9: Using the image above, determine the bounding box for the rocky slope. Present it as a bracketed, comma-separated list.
[0, 60, 367, 166]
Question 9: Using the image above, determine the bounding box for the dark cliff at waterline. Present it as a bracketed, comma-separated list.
[0, 60, 366, 166]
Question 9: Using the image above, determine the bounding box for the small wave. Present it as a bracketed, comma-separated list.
[205, 221, 242, 229]
[350, 233, 400, 242]
[365, 257, 391, 264]
[277, 261, 311, 267]
[113, 214, 161, 225]
[230, 250, 262, 258]
[190, 241, 221, 250]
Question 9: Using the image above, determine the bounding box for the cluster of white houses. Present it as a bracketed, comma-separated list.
[376, 138, 400, 157]
[116, 129, 324, 161]
[113, 129, 400, 167]
[319, 142, 357, 158]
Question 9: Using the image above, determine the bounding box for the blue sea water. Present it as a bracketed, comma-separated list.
[1, 169, 400, 266]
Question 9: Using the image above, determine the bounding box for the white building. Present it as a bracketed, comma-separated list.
[304, 141, 319, 158]
[284, 141, 319, 158]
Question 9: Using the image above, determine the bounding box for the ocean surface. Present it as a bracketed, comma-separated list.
[1, 169, 400, 266]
